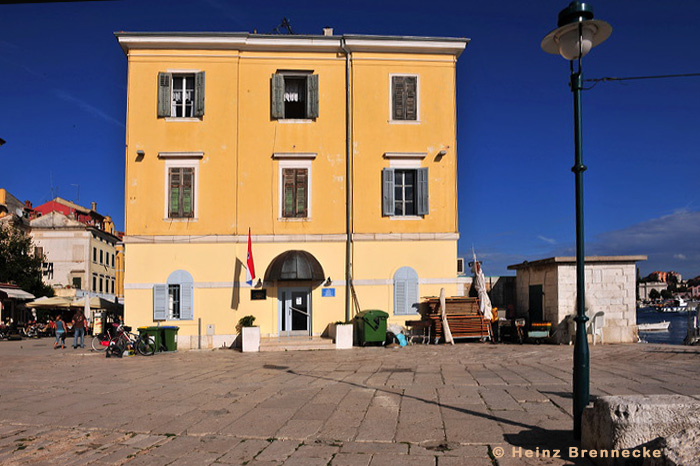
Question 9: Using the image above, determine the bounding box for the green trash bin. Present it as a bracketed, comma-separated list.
[160, 326, 179, 351]
[354, 310, 389, 346]
[137, 327, 162, 352]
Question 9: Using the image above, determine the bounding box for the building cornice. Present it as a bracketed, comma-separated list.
[122, 233, 459, 244]
[115, 32, 469, 57]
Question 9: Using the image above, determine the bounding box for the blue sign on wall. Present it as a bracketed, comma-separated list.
[322, 288, 336, 297]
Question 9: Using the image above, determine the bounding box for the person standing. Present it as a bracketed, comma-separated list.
[54, 316, 67, 349]
[72, 311, 87, 349]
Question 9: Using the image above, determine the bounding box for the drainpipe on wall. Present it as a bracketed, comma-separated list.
[341, 38, 353, 323]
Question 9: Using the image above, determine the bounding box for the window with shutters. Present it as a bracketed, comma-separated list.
[382, 167, 429, 217]
[168, 167, 195, 218]
[157, 71, 205, 119]
[271, 72, 319, 120]
[282, 168, 308, 218]
[154, 270, 194, 321]
[390, 74, 419, 121]
[394, 267, 419, 315]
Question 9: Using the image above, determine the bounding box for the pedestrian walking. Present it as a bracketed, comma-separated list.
[72, 310, 87, 349]
[54, 316, 67, 349]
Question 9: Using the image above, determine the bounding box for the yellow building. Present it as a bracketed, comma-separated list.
[116, 31, 468, 349]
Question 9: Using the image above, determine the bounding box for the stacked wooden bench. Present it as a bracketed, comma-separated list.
[423, 296, 491, 342]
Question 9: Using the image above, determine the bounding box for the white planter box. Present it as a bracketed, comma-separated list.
[241, 326, 260, 353]
[335, 324, 353, 350]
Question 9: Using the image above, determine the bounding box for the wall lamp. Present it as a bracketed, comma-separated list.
[324, 277, 332, 286]
[136, 150, 145, 157]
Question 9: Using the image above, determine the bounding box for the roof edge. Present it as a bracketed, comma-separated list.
[507, 255, 648, 270]
[114, 32, 469, 57]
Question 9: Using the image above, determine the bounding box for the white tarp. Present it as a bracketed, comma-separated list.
[440, 287, 454, 345]
[472, 251, 493, 321]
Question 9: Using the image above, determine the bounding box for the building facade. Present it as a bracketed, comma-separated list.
[29, 211, 120, 301]
[117, 31, 468, 349]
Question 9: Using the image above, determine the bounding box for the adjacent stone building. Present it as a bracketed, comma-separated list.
[508, 256, 646, 344]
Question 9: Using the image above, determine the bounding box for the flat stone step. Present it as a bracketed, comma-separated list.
[259, 336, 335, 352]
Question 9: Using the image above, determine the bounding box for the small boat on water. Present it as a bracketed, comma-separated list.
[638, 321, 670, 331]
[656, 298, 689, 313]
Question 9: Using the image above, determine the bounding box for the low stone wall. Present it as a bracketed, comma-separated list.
[582, 395, 700, 466]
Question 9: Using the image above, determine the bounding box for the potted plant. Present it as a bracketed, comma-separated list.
[332, 320, 353, 350]
[237, 315, 259, 352]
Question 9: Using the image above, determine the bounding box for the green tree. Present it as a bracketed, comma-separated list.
[660, 289, 673, 300]
[0, 226, 54, 298]
[648, 289, 660, 300]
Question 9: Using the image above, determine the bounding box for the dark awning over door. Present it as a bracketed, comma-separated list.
[264, 250, 325, 282]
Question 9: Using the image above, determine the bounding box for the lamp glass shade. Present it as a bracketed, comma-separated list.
[558, 24, 594, 60]
[541, 19, 611, 60]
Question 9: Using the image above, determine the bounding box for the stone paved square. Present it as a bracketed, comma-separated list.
[0, 339, 698, 465]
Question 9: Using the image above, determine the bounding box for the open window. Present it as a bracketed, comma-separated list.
[271, 72, 319, 120]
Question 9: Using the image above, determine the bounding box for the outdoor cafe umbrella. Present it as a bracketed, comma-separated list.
[24, 296, 73, 308]
[83, 293, 91, 322]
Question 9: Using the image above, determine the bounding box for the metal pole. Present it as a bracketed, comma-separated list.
[571, 67, 589, 440]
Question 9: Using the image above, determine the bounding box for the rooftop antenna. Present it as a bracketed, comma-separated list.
[272, 17, 294, 35]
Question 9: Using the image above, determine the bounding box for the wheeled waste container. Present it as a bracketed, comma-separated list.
[137, 327, 162, 352]
[160, 326, 179, 351]
[354, 310, 389, 346]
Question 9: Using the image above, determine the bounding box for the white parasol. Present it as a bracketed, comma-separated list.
[471, 251, 493, 321]
[440, 288, 454, 345]
[83, 292, 91, 322]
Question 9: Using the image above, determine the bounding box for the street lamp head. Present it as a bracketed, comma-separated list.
[541, 1, 611, 60]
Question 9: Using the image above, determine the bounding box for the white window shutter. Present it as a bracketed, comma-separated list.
[382, 168, 395, 216]
[181, 282, 194, 320]
[153, 284, 167, 321]
[394, 267, 419, 315]
[157, 72, 172, 118]
[416, 167, 429, 215]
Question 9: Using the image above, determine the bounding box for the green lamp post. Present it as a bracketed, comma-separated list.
[541, 2, 612, 440]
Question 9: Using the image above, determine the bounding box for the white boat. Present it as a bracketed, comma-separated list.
[657, 298, 689, 313]
[638, 321, 670, 331]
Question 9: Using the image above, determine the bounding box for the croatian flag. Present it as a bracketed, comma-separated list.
[246, 228, 256, 286]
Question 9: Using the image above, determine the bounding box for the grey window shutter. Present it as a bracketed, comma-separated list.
[407, 273, 419, 314]
[194, 71, 205, 117]
[394, 267, 419, 315]
[153, 284, 167, 320]
[405, 76, 417, 120]
[271, 74, 285, 118]
[181, 282, 194, 320]
[416, 167, 429, 215]
[306, 74, 319, 119]
[392, 76, 405, 120]
[382, 168, 395, 216]
[157, 72, 172, 118]
[394, 280, 406, 316]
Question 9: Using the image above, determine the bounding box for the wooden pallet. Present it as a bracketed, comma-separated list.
[422, 297, 491, 342]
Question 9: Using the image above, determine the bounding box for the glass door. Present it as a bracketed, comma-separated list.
[279, 287, 311, 336]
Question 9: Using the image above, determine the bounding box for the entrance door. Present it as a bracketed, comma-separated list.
[279, 287, 311, 336]
[529, 285, 544, 323]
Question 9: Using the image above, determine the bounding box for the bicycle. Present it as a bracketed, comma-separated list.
[93, 324, 156, 356]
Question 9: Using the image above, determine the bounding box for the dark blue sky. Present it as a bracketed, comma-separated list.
[1, 0, 699, 278]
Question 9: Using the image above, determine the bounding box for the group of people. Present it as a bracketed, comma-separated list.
[53, 311, 88, 349]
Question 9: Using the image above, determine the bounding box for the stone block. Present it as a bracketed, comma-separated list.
[582, 395, 700, 465]
[242, 326, 260, 352]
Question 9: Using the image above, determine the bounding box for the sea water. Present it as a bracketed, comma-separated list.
[636, 306, 696, 345]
